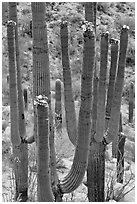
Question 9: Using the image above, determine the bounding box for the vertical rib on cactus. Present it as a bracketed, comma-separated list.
[36, 96, 54, 202]
[105, 38, 119, 130]
[59, 24, 95, 193]
[105, 26, 129, 144]
[55, 79, 62, 132]
[129, 82, 134, 123]
[95, 32, 109, 143]
[60, 21, 77, 146]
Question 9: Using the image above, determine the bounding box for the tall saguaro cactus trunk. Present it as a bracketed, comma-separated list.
[60, 22, 77, 146]
[36, 96, 54, 202]
[8, 3, 28, 201]
[88, 32, 109, 202]
[31, 3, 61, 200]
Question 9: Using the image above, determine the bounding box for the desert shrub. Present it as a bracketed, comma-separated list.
[97, 2, 112, 13]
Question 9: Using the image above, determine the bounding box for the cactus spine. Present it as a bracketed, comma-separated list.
[129, 82, 134, 123]
[105, 26, 129, 144]
[60, 22, 77, 146]
[55, 79, 62, 132]
[36, 96, 54, 201]
[59, 22, 95, 193]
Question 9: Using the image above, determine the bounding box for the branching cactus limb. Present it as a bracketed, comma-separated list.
[105, 25, 129, 144]
[7, 20, 21, 146]
[129, 82, 134, 123]
[7, 20, 28, 201]
[95, 32, 109, 143]
[55, 79, 62, 132]
[60, 21, 77, 146]
[59, 23, 95, 193]
[105, 38, 119, 130]
[9, 4, 28, 201]
[9, 2, 26, 139]
[35, 95, 54, 202]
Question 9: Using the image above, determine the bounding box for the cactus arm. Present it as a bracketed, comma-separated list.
[95, 32, 109, 143]
[60, 21, 77, 146]
[9, 2, 26, 139]
[105, 26, 129, 144]
[36, 96, 54, 202]
[59, 24, 95, 193]
[7, 20, 21, 146]
[105, 39, 119, 130]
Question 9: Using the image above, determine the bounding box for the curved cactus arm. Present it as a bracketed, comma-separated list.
[59, 23, 95, 194]
[105, 25, 129, 144]
[35, 96, 54, 202]
[95, 32, 109, 143]
[55, 79, 62, 132]
[7, 20, 21, 146]
[60, 21, 77, 146]
[105, 38, 119, 129]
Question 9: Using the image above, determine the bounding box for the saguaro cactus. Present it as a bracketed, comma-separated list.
[36, 95, 54, 202]
[9, 3, 28, 201]
[105, 25, 129, 144]
[31, 3, 60, 200]
[105, 38, 119, 130]
[59, 21, 95, 193]
[95, 32, 109, 143]
[7, 20, 26, 201]
[87, 32, 109, 202]
[55, 79, 62, 132]
[60, 22, 77, 146]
